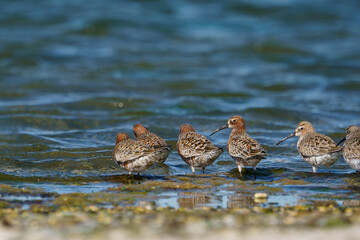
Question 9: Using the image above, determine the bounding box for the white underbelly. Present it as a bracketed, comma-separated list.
[344, 158, 360, 170]
[193, 150, 222, 167]
[304, 152, 341, 167]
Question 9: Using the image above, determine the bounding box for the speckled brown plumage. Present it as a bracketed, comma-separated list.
[137, 131, 167, 147]
[340, 125, 360, 171]
[177, 124, 223, 173]
[277, 121, 342, 173]
[133, 124, 170, 163]
[211, 116, 266, 174]
[298, 132, 342, 157]
[113, 133, 167, 174]
[228, 132, 266, 160]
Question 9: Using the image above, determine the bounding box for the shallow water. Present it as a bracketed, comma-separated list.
[0, 0, 360, 209]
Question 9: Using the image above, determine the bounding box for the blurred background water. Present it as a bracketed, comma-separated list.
[0, 0, 360, 208]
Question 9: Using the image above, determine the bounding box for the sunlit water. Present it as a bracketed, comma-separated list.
[0, 0, 360, 209]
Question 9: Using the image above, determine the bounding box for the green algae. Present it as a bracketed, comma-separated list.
[0, 184, 58, 198]
[0, 200, 10, 208]
[51, 192, 153, 209]
[227, 182, 283, 193]
[108, 178, 213, 192]
[253, 185, 283, 192]
[274, 178, 310, 185]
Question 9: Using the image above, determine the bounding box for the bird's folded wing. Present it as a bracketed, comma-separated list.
[114, 144, 154, 163]
[179, 133, 214, 157]
[229, 137, 265, 159]
[138, 132, 167, 147]
[345, 138, 360, 159]
[299, 134, 341, 157]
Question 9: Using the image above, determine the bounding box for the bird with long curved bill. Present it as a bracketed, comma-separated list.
[211, 116, 266, 175]
[276, 121, 342, 173]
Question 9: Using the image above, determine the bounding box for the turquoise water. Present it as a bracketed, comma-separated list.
[0, 0, 360, 208]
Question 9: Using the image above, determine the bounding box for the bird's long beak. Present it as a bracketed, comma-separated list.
[276, 132, 295, 145]
[336, 137, 346, 147]
[210, 124, 229, 136]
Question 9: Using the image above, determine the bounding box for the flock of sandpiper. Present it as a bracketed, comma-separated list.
[113, 116, 360, 175]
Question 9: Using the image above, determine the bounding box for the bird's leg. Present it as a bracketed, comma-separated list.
[202, 167, 205, 174]
[128, 172, 134, 182]
[253, 166, 257, 179]
[237, 165, 242, 175]
[251, 166, 258, 179]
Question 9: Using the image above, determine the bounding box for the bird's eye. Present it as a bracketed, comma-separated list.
[231, 119, 236, 123]
[298, 127, 304, 131]
[346, 130, 349, 134]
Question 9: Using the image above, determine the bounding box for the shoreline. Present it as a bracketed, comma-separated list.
[0, 204, 359, 240]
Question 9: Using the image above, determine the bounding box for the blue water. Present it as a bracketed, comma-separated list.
[0, 0, 360, 209]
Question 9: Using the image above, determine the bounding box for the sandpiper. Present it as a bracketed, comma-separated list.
[210, 116, 266, 174]
[177, 124, 223, 173]
[276, 121, 342, 173]
[113, 133, 168, 175]
[337, 125, 360, 172]
[133, 124, 170, 163]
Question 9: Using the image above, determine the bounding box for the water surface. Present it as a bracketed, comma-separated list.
[0, 0, 360, 209]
